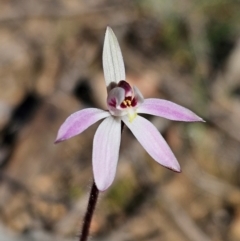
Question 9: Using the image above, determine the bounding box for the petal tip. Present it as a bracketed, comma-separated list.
[54, 136, 64, 144]
[182, 113, 205, 122]
[175, 168, 182, 173]
[167, 166, 181, 173]
[105, 26, 114, 42]
[193, 116, 206, 123]
[106, 26, 112, 32]
[95, 181, 109, 192]
[54, 130, 67, 144]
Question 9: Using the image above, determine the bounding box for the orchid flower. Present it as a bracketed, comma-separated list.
[55, 27, 204, 191]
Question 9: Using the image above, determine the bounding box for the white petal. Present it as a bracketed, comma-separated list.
[103, 27, 126, 86]
[93, 116, 121, 191]
[123, 115, 181, 172]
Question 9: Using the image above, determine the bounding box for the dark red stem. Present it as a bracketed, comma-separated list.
[79, 182, 99, 241]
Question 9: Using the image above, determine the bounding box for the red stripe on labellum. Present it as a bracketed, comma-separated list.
[118, 80, 133, 97]
[131, 97, 137, 107]
[108, 98, 116, 107]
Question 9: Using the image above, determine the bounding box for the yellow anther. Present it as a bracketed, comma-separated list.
[122, 100, 127, 106]
[126, 100, 131, 106]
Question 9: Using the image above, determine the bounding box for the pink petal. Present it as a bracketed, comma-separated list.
[93, 116, 121, 191]
[122, 115, 181, 172]
[137, 98, 204, 122]
[55, 108, 110, 143]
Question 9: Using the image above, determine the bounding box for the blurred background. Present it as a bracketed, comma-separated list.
[0, 0, 240, 240]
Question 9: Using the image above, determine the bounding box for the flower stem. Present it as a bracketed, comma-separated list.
[79, 182, 99, 241]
